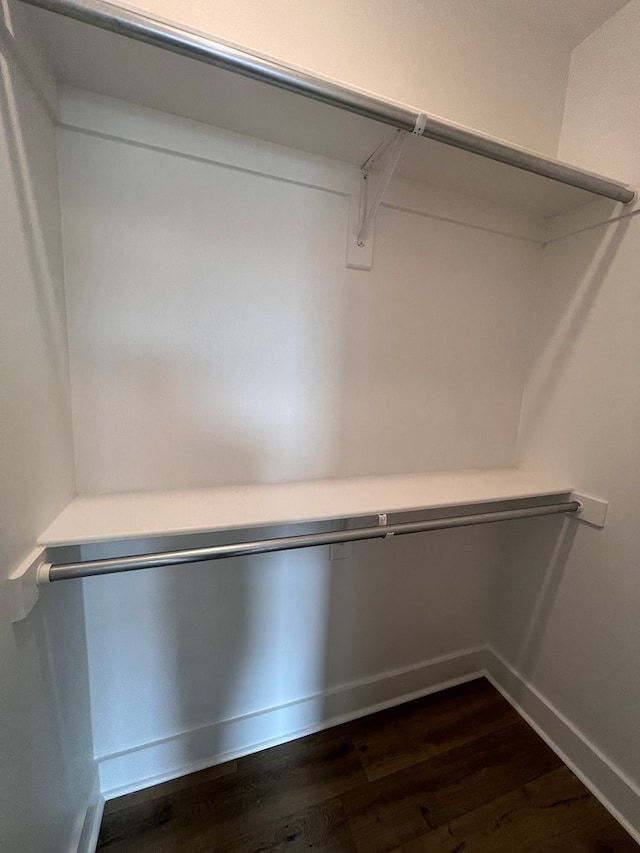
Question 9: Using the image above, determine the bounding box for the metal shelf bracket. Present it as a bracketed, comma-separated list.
[346, 126, 414, 270]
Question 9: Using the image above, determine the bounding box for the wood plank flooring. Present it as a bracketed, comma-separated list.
[97, 679, 639, 852]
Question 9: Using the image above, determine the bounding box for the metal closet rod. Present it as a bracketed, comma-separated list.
[39, 499, 581, 583]
[21, 0, 635, 204]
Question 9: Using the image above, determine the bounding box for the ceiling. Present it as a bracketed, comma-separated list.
[485, 0, 630, 48]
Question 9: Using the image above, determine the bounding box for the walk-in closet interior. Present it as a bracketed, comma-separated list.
[2, 0, 639, 849]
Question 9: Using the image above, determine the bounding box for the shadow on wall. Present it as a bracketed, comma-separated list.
[81, 369, 261, 782]
[491, 515, 578, 683]
[85, 540, 338, 784]
[80, 362, 334, 784]
[320, 522, 503, 713]
[519, 215, 630, 443]
[0, 20, 70, 403]
[79, 354, 269, 493]
[10, 581, 94, 840]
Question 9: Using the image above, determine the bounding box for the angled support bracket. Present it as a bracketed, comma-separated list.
[7, 547, 46, 622]
[346, 119, 425, 270]
[358, 129, 408, 245]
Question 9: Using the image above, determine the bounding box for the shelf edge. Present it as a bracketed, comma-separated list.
[38, 470, 575, 547]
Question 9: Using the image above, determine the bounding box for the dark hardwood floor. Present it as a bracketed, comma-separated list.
[97, 678, 639, 852]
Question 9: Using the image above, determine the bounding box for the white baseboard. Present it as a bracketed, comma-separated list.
[74, 770, 104, 853]
[96, 644, 640, 846]
[482, 646, 640, 844]
[99, 646, 485, 798]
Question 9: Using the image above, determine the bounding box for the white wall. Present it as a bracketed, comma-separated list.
[4, 0, 638, 832]
[492, 1, 640, 829]
[0, 5, 96, 850]
[58, 104, 542, 494]
[559, 0, 640, 182]
[55, 93, 544, 790]
[125, 0, 570, 156]
[494, 213, 640, 777]
[50, 0, 582, 795]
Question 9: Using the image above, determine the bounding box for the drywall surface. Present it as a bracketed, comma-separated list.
[492, 9, 640, 826]
[0, 8, 96, 851]
[125, 0, 570, 156]
[559, 0, 640, 181]
[58, 105, 543, 494]
[483, 0, 629, 49]
[494, 213, 640, 807]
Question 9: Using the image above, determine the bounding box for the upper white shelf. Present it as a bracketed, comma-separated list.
[21, 0, 635, 218]
[39, 469, 574, 547]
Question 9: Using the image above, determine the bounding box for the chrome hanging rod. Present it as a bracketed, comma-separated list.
[20, 0, 635, 204]
[38, 500, 581, 584]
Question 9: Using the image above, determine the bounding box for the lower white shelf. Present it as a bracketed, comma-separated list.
[9, 468, 609, 623]
[38, 468, 575, 548]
